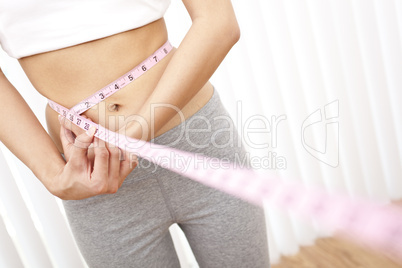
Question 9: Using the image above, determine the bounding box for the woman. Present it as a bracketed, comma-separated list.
[0, 0, 270, 267]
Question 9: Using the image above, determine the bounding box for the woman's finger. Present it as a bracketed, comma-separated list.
[69, 126, 97, 160]
[107, 145, 122, 193]
[112, 151, 137, 190]
[119, 151, 138, 186]
[59, 124, 75, 160]
[91, 137, 110, 189]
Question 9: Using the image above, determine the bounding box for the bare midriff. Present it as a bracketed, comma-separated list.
[18, 18, 214, 152]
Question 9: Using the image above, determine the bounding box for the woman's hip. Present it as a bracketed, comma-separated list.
[127, 85, 250, 183]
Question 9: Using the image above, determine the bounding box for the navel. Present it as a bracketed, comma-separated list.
[108, 103, 120, 112]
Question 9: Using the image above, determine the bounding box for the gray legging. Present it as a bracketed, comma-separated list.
[62, 88, 270, 267]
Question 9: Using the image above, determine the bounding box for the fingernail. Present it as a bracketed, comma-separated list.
[86, 126, 97, 136]
[58, 115, 62, 123]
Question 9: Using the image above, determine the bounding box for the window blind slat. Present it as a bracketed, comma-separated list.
[0, 148, 53, 268]
[372, 0, 402, 199]
[307, 0, 369, 198]
[352, 0, 402, 200]
[0, 213, 24, 268]
[330, 0, 389, 202]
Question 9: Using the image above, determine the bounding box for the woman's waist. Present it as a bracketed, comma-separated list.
[18, 18, 169, 105]
[47, 40, 177, 131]
[46, 79, 214, 153]
[25, 18, 213, 151]
[43, 35, 175, 152]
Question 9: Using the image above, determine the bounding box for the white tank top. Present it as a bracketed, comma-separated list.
[0, 0, 171, 59]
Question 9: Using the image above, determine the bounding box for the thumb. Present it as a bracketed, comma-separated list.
[69, 126, 97, 159]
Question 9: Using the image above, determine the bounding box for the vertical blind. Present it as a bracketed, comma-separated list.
[1, 0, 401, 266]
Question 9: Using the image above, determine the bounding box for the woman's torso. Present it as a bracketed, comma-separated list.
[18, 19, 214, 152]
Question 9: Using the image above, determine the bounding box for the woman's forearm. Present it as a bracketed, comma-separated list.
[0, 69, 65, 187]
[124, 0, 240, 140]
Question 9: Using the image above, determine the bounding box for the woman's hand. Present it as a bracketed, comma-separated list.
[0, 69, 136, 200]
[48, 118, 137, 200]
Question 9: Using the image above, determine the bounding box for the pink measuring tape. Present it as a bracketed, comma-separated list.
[49, 41, 402, 262]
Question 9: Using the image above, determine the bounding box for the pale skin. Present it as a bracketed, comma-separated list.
[0, 0, 240, 200]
